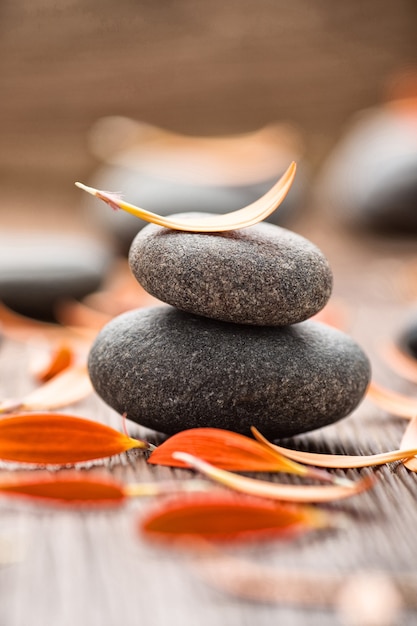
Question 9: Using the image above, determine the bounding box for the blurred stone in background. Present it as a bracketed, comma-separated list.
[1, 0, 417, 231]
[318, 74, 417, 233]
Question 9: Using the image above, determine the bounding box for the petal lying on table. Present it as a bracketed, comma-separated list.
[251, 427, 417, 469]
[148, 427, 350, 485]
[0, 473, 127, 507]
[141, 492, 328, 544]
[366, 381, 417, 419]
[0, 412, 152, 464]
[0, 473, 211, 507]
[0, 365, 93, 414]
[172, 452, 375, 503]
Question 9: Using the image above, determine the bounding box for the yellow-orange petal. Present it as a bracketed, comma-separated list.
[0, 412, 149, 464]
[0, 473, 126, 507]
[148, 427, 349, 485]
[251, 426, 417, 469]
[173, 452, 375, 504]
[141, 492, 327, 544]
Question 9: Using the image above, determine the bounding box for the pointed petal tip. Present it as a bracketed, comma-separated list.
[75, 182, 98, 196]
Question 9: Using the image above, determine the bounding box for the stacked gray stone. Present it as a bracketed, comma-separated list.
[88, 216, 370, 439]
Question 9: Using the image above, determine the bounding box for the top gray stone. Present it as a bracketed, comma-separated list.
[129, 216, 333, 326]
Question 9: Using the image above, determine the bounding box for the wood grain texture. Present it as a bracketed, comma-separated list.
[1, 2, 417, 623]
[0, 220, 417, 625]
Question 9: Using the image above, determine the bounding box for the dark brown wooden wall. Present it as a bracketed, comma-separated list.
[1, 0, 416, 197]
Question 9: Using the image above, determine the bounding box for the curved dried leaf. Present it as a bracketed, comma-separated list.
[400, 417, 417, 472]
[34, 343, 74, 383]
[0, 412, 149, 464]
[173, 453, 375, 503]
[383, 343, 417, 384]
[0, 473, 126, 507]
[251, 427, 417, 469]
[141, 493, 327, 543]
[0, 365, 93, 414]
[148, 427, 347, 485]
[75, 162, 296, 233]
[367, 382, 417, 419]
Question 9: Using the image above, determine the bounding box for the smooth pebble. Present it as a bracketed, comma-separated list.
[129, 218, 332, 326]
[88, 306, 370, 439]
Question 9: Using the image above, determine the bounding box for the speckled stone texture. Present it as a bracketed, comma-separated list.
[128, 217, 333, 326]
[88, 306, 370, 439]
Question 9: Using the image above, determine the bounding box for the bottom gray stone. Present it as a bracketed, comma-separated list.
[88, 306, 371, 439]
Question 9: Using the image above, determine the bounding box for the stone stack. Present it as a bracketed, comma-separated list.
[88, 215, 370, 439]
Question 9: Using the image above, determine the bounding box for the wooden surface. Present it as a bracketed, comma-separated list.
[1, 2, 417, 624]
[0, 211, 417, 626]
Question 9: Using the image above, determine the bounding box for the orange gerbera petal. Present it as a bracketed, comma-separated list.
[0, 412, 150, 464]
[141, 492, 327, 544]
[148, 428, 349, 485]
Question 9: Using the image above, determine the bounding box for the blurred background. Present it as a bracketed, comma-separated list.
[1, 0, 416, 225]
[1, 0, 417, 336]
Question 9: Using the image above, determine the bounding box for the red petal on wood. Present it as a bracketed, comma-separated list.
[148, 427, 346, 484]
[0, 412, 149, 464]
[0, 473, 126, 507]
[148, 427, 302, 472]
[141, 493, 326, 544]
